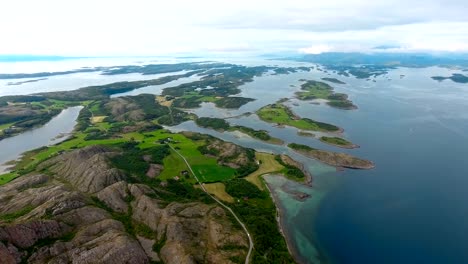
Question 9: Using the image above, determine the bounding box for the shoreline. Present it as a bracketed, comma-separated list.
[264, 174, 306, 264]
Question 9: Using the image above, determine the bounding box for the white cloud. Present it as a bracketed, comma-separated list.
[299, 45, 333, 54]
[0, 0, 466, 55]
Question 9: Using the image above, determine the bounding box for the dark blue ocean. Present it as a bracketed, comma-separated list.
[297, 67, 468, 263]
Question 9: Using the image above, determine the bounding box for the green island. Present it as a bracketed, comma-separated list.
[296, 80, 357, 109]
[230, 125, 284, 145]
[321, 77, 346, 84]
[297, 131, 315, 137]
[257, 102, 341, 132]
[288, 143, 374, 169]
[319, 136, 358, 149]
[195, 117, 231, 131]
[431, 73, 468, 83]
[195, 117, 284, 145]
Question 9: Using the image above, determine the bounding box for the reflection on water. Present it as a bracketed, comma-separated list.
[0, 106, 82, 173]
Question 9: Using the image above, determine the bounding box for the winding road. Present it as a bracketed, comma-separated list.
[168, 144, 254, 264]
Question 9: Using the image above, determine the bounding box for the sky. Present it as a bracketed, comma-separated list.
[0, 0, 467, 56]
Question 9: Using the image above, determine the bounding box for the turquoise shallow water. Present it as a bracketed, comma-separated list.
[263, 174, 330, 264]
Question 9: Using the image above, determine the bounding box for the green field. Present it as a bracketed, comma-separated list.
[149, 132, 237, 182]
[256, 103, 340, 132]
[0, 122, 13, 131]
[0, 173, 18, 186]
[31, 99, 82, 110]
[158, 149, 189, 180]
[1, 127, 237, 185]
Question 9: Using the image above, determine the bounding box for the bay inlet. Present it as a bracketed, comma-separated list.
[0, 106, 82, 173]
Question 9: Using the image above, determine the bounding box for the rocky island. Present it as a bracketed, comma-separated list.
[288, 143, 374, 169]
[431, 73, 468, 83]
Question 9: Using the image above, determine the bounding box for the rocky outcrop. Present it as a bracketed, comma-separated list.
[146, 164, 164, 178]
[132, 195, 248, 264]
[28, 218, 149, 264]
[38, 145, 125, 193]
[0, 176, 148, 264]
[205, 140, 249, 168]
[289, 143, 375, 169]
[105, 97, 146, 122]
[0, 147, 248, 263]
[0, 241, 22, 264]
[137, 236, 160, 262]
[0, 220, 68, 248]
[97, 181, 130, 213]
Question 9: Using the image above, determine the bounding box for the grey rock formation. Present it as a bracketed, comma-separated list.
[146, 163, 164, 178]
[97, 181, 129, 213]
[38, 145, 125, 193]
[0, 146, 248, 263]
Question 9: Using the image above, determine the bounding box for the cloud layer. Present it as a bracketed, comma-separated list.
[0, 0, 467, 55]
